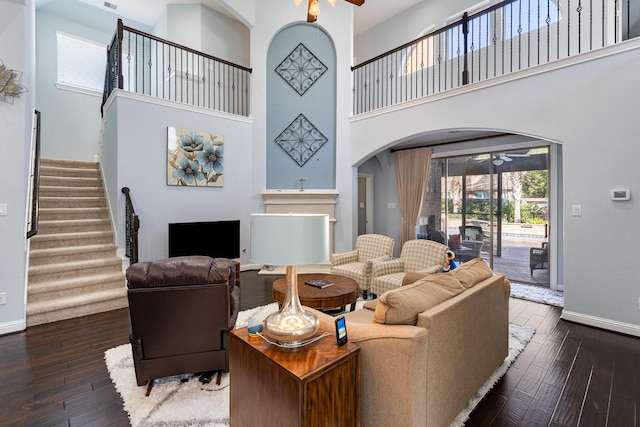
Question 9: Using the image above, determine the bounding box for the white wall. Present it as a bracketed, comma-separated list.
[101, 92, 253, 264]
[350, 41, 640, 335]
[0, 0, 33, 334]
[35, 1, 152, 162]
[354, 0, 474, 63]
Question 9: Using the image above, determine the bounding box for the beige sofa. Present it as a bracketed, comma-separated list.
[309, 259, 510, 427]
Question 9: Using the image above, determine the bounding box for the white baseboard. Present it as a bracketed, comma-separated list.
[561, 310, 640, 337]
[0, 319, 26, 336]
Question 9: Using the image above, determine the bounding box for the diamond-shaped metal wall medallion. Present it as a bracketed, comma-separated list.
[275, 43, 327, 96]
[274, 114, 328, 167]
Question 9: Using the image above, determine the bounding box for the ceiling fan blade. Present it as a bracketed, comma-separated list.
[502, 155, 513, 162]
[345, 0, 365, 6]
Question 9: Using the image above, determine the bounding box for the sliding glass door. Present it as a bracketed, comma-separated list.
[420, 147, 549, 287]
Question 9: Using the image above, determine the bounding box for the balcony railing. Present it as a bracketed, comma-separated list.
[103, 19, 252, 117]
[352, 0, 636, 114]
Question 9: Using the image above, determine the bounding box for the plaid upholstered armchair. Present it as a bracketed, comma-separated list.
[370, 239, 449, 297]
[330, 234, 395, 299]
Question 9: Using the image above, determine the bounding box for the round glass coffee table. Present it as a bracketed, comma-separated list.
[272, 273, 359, 312]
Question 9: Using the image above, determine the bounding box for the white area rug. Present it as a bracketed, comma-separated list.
[510, 282, 564, 307]
[105, 302, 534, 427]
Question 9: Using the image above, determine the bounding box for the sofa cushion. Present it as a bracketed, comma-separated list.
[373, 273, 465, 325]
[450, 258, 494, 289]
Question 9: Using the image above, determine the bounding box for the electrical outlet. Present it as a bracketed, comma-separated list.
[0, 293, 6, 305]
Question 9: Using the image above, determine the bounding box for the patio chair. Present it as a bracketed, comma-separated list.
[530, 242, 549, 275]
[457, 239, 484, 263]
[330, 233, 395, 299]
[370, 239, 449, 297]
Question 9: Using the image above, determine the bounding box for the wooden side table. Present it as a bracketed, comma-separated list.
[230, 327, 360, 427]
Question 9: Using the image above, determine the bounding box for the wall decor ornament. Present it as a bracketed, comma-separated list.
[167, 127, 224, 187]
[0, 60, 27, 104]
[275, 43, 327, 96]
[274, 114, 328, 167]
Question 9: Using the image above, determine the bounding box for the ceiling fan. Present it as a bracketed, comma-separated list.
[295, 0, 365, 23]
[492, 152, 530, 166]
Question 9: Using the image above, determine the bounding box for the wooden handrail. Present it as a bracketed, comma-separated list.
[121, 187, 140, 264]
[27, 110, 41, 239]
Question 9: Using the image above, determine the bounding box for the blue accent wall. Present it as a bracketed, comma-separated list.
[266, 24, 336, 189]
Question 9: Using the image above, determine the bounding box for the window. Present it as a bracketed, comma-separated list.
[56, 32, 106, 93]
[504, 0, 561, 39]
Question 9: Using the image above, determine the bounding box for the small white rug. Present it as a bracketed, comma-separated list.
[105, 303, 534, 427]
[510, 282, 564, 307]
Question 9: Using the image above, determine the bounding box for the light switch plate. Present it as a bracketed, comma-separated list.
[0, 204, 6, 216]
[572, 205, 582, 216]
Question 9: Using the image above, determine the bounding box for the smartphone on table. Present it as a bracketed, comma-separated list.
[335, 315, 348, 346]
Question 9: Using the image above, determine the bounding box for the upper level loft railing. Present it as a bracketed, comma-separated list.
[102, 19, 252, 117]
[352, 0, 637, 114]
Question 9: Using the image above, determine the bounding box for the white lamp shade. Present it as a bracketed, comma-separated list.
[251, 213, 330, 266]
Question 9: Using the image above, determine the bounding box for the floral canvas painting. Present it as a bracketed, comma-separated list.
[167, 127, 224, 187]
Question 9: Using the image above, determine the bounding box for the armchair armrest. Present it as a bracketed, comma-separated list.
[331, 250, 358, 266]
[372, 258, 405, 277]
[417, 264, 442, 274]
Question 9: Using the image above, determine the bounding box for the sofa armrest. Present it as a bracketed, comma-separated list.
[415, 274, 510, 427]
[306, 307, 429, 427]
[371, 258, 405, 277]
[331, 250, 358, 266]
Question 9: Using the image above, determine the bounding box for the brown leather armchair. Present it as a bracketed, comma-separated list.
[126, 256, 240, 392]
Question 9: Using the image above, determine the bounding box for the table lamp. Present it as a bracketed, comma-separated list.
[250, 213, 330, 345]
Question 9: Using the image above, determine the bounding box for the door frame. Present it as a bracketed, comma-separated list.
[358, 173, 374, 234]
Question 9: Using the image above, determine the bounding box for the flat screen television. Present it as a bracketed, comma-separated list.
[168, 220, 240, 259]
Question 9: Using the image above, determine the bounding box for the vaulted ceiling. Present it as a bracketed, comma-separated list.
[67, 0, 424, 36]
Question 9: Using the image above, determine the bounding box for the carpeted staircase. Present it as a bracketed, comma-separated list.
[27, 158, 128, 327]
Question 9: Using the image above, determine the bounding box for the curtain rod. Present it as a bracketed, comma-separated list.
[390, 133, 513, 153]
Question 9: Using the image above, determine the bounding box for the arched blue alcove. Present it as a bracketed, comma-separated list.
[266, 23, 336, 189]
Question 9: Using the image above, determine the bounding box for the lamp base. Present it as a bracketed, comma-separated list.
[263, 265, 319, 345]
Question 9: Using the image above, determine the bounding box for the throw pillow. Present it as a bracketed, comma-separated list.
[363, 299, 378, 310]
[373, 273, 465, 325]
[450, 257, 494, 289]
[402, 271, 428, 286]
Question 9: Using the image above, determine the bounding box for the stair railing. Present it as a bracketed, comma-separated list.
[27, 110, 41, 239]
[121, 187, 139, 265]
[102, 19, 252, 117]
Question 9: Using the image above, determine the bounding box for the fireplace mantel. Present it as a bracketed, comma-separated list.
[261, 190, 338, 251]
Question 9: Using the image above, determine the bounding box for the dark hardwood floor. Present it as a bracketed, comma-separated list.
[0, 270, 637, 426]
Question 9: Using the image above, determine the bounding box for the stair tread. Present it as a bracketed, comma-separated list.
[27, 288, 127, 314]
[29, 257, 123, 273]
[30, 243, 117, 257]
[28, 272, 125, 294]
[39, 218, 110, 224]
[30, 230, 113, 241]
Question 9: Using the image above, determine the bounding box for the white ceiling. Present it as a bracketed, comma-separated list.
[72, 0, 424, 36]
